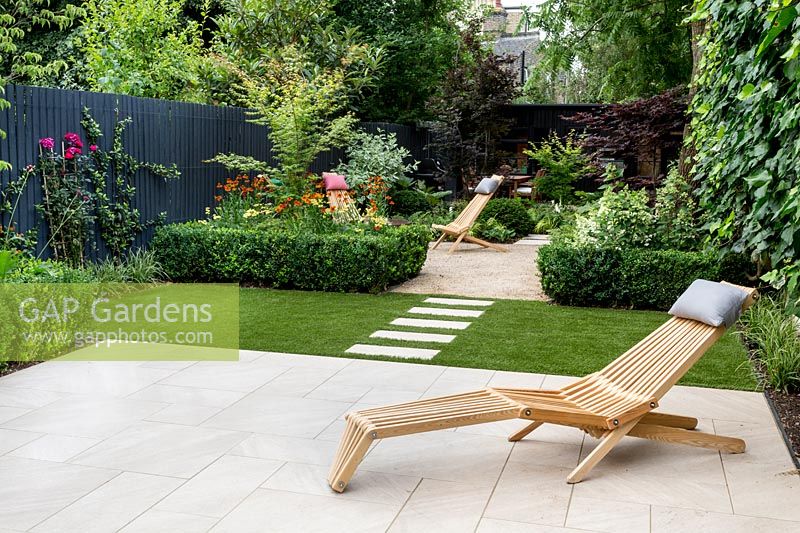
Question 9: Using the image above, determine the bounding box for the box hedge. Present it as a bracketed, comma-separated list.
[478, 198, 535, 237]
[538, 244, 751, 310]
[151, 223, 430, 293]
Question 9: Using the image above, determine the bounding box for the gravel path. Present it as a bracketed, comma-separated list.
[390, 239, 548, 300]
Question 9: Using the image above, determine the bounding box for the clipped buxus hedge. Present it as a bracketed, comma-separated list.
[537, 244, 750, 310]
[151, 223, 430, 293]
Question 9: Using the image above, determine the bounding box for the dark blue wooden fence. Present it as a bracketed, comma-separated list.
[0, 84, 432, 258]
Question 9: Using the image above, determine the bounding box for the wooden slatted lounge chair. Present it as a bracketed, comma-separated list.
[326, 189, 360, 223]
[323, 172, 360, 224]
[328, 282, 758, 492]
[431, 174, 508, 255]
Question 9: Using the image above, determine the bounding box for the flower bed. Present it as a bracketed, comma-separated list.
[740, 296, 800, 465]
[151, 223, 430, 293]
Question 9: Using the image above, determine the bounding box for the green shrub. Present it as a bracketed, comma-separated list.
[741, 295, 800, 393]
[471, 217, 515, 242]
[334, 129, 418, 189]
[554, 169, 711, 253]
[151, 223, 429, 292]
[718, 254, 754, 287]
[524, 131, 593, 203]
[573, 187, 657, 249]
[538, 244, 746, 310]
[1, 249, 169, 284]
[619, 250, 721, 310]
[3, 257, 97, 283]
[538, 245, 624, 307]
[654, 166, 702, 250]
[408, 202, 461, 238]
[90, 249, 167, 283]
[391, 190, 431, 217]
[528, 202, 576, 234]
[479, 199, 534, 237]
[690, 1, 800, 316]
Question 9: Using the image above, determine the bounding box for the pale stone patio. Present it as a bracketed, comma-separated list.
[0, 351, 798, 532]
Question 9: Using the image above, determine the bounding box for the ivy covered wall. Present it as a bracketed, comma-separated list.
[690, 0, 800, 306]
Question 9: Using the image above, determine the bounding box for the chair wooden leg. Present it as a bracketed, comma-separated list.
[567, 418, 640, 484]
[627, 423, 745, 453]
[462, 234, 509, 253]
[508, 421, 543, 442]
[328, 416, 374, 493]
[641, 412, 698, 430]
[431, 233, 447, 250]
[446, 232, 467, 255]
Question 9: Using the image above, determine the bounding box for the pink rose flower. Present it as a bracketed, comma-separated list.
[89, 144, 98, 152]
[39, 137, 55, 150]
[63, 132, 83, 149]
[65, 146, 82, 160]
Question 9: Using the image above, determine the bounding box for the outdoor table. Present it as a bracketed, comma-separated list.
[504, 175, 533, 198]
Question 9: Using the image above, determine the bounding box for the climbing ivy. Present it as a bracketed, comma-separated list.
[81, 108, 178, 259]
[689, 0, 800, 310]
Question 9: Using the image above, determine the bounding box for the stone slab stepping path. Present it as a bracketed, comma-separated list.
[424, 297, 494, 307]
[370, 330, 456, 344]
[345, 297, 495, 361]
[390, 317, 472, 330]
[408, 306, 484, 318]
[516, 234, 551, 246]
[345, 344, 439, 360]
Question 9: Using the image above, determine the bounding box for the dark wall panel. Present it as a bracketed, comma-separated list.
[0, 84, 431, 258]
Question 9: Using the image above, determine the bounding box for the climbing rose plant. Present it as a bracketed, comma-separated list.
[688, 0, 800, 310]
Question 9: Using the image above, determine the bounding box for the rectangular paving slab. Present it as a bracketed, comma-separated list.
[390, 318, 471, 330]
[423, 297, 494, 307]
[370, 330, 456, 344]
[345, 344, 440, 360]
[408, 307, 484, 318]
[0, 353, 797, 531]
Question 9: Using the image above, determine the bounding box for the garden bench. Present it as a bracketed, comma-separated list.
[328, 281, 758, 492]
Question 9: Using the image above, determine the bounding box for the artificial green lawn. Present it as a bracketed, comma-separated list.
[239, 288, 758, 391]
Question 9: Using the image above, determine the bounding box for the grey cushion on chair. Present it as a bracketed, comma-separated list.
[668, 279, 749, 327]
[474, 177, 500, 195]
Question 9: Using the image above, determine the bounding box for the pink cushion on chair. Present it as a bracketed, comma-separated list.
[322, 172, 349, 190]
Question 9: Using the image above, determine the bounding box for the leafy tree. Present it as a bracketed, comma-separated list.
[211, 49, 358, 193]
[0, 0, 85, 172]
[427, 21, 518, 190]
[80, 0, 210, 102]
[0, 0, 84, 84]
[688, 0, 800, 311]
[209, 0, 383, 192]
[523, 0, 692, 103]
[214, 0, 382, 105]
[0, 1, 87, 90]
[334, 0, 466, 122]
[570, 87, 689, 186]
